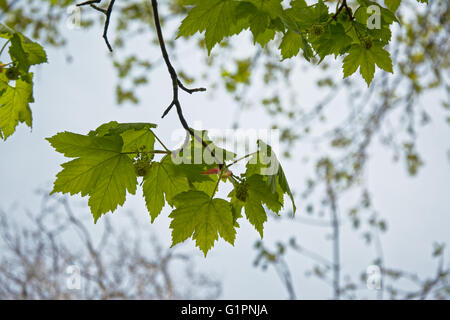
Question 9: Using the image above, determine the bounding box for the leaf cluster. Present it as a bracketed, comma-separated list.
[48, 123, 296, 256]
[178, 0, 400, 85]
[0, 23, 47, 140]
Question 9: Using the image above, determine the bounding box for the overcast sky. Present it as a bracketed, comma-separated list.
[0, 18, 449, 299]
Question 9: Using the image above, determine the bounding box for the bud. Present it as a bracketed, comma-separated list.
[311, 24, 324, 36]
[5, 67, 20, 80]
[236, 182, 249, 202]
[362, 37, 373, 50]
[133, 154, 151, 177]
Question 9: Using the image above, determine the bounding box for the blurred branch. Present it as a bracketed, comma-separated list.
[0, 193, 221, 299]
[77, 0, 116, 52]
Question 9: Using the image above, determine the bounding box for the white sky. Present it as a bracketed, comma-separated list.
[0, 20, 449, 299]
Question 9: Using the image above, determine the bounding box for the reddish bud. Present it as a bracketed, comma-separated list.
[201, 168, 221, 175]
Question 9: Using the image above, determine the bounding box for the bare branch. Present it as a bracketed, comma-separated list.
[150, 0, 222, 167]
[77, 0, 115, 52]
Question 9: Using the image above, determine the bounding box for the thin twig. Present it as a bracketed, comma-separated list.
[327, 180, 340, 300]
[150, 0, 222, 167]
[77, 0, 116, 52]
[177, 79, 206, 94]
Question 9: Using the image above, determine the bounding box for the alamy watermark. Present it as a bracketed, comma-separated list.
[367, 5, 381, 30]
[366, 265, 382, 290]
[169, 122, 281, 175]
[66, 265, 81, 290]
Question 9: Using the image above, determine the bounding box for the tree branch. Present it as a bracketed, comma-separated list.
[77, 0, 116, 52]
[150, 0, 222, 167]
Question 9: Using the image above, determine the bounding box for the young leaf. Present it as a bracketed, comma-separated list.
[88, 121, 157, 137]
[0, 25, 46, 140]
[229, 174, 282, 237]
[47, 132, 138, 222]
[342, 41, 393, 86]
[279, 30, 304, 60]
[310, 23, 352, 61]
[169, 190, 236, 256]
[244, 0, 283, 18]
[120, 126, 156, 154]
[142, 156, 190, 222]
[246, 140, 296, 213]
[0, 74, 34, 140]
[177, 0, 247, 54]
[384, 0, 402, 12]
[172, 129, 236, 166]
[9, 34, 30, 74]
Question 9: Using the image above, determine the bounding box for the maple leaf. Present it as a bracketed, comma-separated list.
[343, 41, 393, 86]
[142, 156, 190, 222]
[177, 0, 248, 54]
[47, 131, 138, 222]
[246, 140, 296, 213]
[229, 174, 283, 237]
[0, 74, 34, 140]
[169, 190, 236, 256]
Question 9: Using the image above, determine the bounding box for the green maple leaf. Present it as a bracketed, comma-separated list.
[0, 23, 15, 38]
[343, 41, 393, 86]
[0, 24, 46, 68]
[177, 0, 248, 54]
[249, 10, 271, 42]
[229, 174, 282, 237]
[178, 0, 285, 53]
[89, 121, 157, 158]
[246, 140, 296, 213]
[279, 30, 312, 61]
[9, 34, 30, 74]
[278, 2, 317, 61]
[142, 156, 190, 222]
[121, 128, 155, 153]
[253, 28, 276, 46]
[357, 0, 399, 24]
[192, 175, 219, 197]
[384, 0, 402, 12]
[0, 74, 34, 140]
[88, 121, 157, 137]
[310, 23, 352, 61]
[353, 1, 397, 46]
[47, 131, 138, 222]
[171, 162, 220, 197]
[279, 30, 304, 60]
[0, 24, 46, 140]
[283, 0, 329, 30]
[244, 0, 283, 18]
[245, 0, 283, 45]
[169, 190, 236, 256]
[172, 129, 236, 166]
[5, 30, 47, 74]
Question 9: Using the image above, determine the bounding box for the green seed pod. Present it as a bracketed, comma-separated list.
[133, 153, 151, 177]
[5, 67, 20, 81]
[236, 182, 249, 202]
[311, 24, 324, 36]
[362, 37, 373, 50]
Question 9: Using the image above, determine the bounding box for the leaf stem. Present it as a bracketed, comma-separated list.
[153, 132, 170, 152]
[211, 167, 225, 198]
[226, 152, 257, 168]
[121, 150, 169, 155]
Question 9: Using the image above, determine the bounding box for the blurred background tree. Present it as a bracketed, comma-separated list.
[0, 193, 221, 299]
